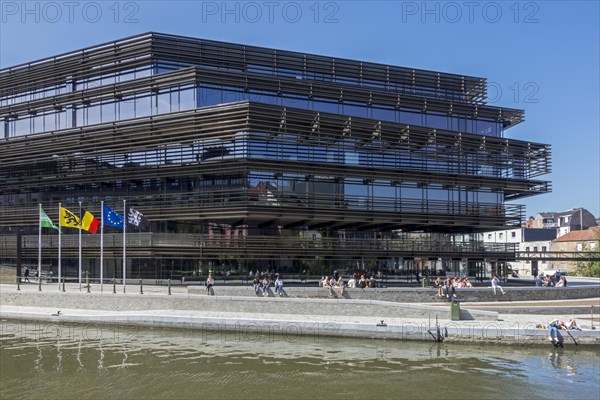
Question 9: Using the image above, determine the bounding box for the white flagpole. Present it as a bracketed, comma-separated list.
[38, 203, 42, 286]
[78, 201, 82, 292]
[100, 201, 104, 292]
[58, 202, 61, 290]
[123, 199, 126, 293]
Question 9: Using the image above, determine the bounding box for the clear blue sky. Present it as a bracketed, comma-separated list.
[1, 0, 599, 218]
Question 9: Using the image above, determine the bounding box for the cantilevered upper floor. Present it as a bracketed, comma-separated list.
[1, 32, 524, 140]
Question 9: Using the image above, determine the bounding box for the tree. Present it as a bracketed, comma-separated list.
[575, 230, 600, 277]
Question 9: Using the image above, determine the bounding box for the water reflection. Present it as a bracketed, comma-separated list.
[1, 320, 598, 400]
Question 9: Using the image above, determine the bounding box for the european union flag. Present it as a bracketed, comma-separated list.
[103, 205, 124, 229]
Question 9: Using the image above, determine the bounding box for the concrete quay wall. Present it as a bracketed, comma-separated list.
[0, 289, 496, 321]
[188, 284, 600, 303]
[2, 308, 599, 346]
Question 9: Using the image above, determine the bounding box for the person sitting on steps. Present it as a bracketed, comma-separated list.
[547, 319, 569, 347]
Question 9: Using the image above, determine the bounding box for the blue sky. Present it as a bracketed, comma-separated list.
[1, 0, 599, 218]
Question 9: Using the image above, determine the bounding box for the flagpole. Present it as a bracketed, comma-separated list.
[58, 202, 61, 290]
[38, 203, 42, 288]
[100, 201, 104, 292]
[123, 199, 127, 293]
[78, 201, 82, 292]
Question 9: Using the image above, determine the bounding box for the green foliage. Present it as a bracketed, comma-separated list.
[575, 232, 600, 277]
[301, 256, 326, 276]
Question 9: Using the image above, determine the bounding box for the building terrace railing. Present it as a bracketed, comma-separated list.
[1, 233, 518, 261]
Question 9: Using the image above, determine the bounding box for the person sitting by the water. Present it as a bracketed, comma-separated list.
[547, 319, 569, 347]
[491, 275, 506, 295]
[329, 276, 337, 288]
[321, 276, 335, 297]
[205, 274, 215, 295]
[555, 276, 567, 287]
[542, 276, 551, 287]
[358, 275, 367, 289]
[435, 277, 443, 297]
[253, 277, 262, 294]
[369, 276, 377, 289]
[337, 276, 346, 295]
[442, 277, 455, 298]
[463, 278, 473, 288]
[262, 275, 271, 296]
[567, 319, 582, 331]
[347, 277, 357, 288]
[275, 275, 284, 297]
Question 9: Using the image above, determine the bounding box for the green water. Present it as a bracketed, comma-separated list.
[1, 320, 598, 400]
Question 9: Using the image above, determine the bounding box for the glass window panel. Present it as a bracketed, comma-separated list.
[102, 102, 116, 123]
[402, 185, 423, 200]
[427, 186, 447, 200]
[57, 110, 68, 130]
[399, 110, 423, 125]
[120, 97, 135, 120]
[425, 113, 448, 129]
[118, 70, 135, 83]
[373, 185, 395, 198]
[43, 112, 56, 131]
[450, 117, 460, 131]
[222, 89, 243, 103]
[198, 86, 221, 107]
[313, 99, 339, 113]
[157, 92, 170, 114]
[342, 103, 368, 118]
[281, 97, 309, 109]
[32, 115, 44, 133]
[87, 105, 101, 125]
[170, 91, 180, 112]
[102, 75, 116, 85]
[372, 106, 396, 122]
[248, 91, 269, 102]
[76, 107, 85, 126]
[135, 96, 152, 118]
[477, 120, 496, 136]
[180, 88, 195, 110]
[135, 68, 152, 79]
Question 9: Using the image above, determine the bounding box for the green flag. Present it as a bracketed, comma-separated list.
[40, 208, 58, 230]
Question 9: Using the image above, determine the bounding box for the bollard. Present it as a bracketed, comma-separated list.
[17, 276, 20, 291]
[139, 278, 144, 295]
[592, 306, 596, 330]
[62, 276, 65, 292]
[86, 271, 90, 293]
[38, 275, 42, 292]
[168, 279, 171, 295]
[113, 279, 116, 294]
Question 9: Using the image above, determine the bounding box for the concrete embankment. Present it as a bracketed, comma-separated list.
[1, 285, 599, 346]
[188, 284, 600, 303]
[0, 288, 497, 320]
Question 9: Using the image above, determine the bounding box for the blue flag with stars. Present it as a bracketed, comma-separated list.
[103, 205, 124, 229]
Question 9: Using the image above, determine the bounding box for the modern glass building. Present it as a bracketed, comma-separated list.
[0, 33, 551, 279]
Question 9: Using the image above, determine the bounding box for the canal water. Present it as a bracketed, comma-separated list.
[1, 320, 598, 400]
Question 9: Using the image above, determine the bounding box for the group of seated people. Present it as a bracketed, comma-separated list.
[434, 276, 473, 298]
[320, 273, 379, 296]
[252, 274, 285, 296]
[536, 274, 567, 287]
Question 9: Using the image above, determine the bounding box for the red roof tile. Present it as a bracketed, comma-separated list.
[553, 227, 600, 242]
